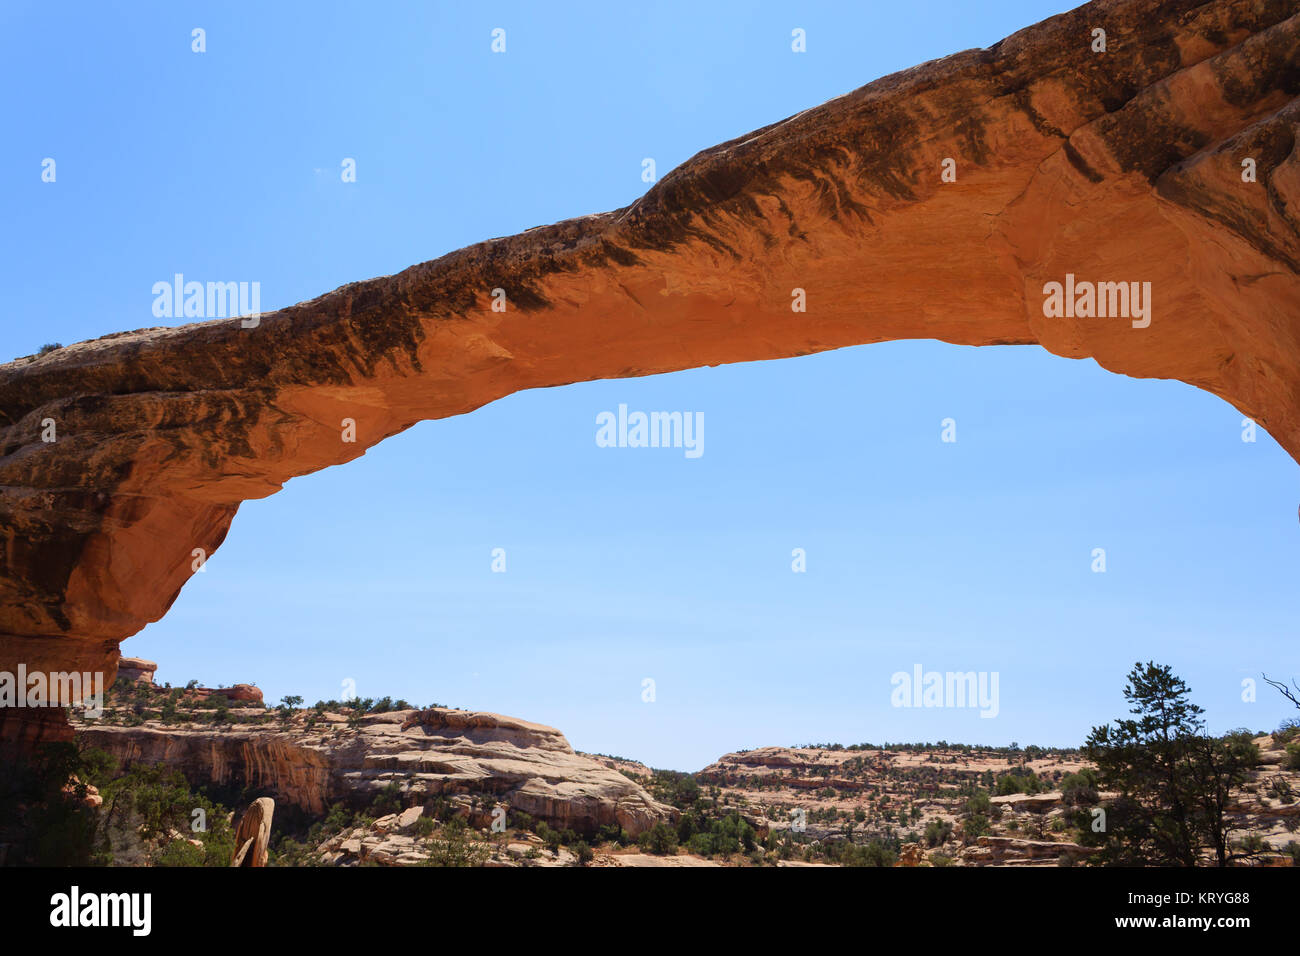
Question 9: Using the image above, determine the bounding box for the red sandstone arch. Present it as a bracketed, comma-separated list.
[1, 0, 1297, 749]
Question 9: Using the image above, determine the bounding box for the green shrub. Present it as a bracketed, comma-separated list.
[1060, 769, 1100, 807]
[923, 818, 953, 847]
[964, 790, 991, 816]
[995, 771, 1043, 796]
[962, 813, 992, 842]
[1273, 719, 1299, 746]
[535, 821, 563, 853]
[639, 822, 678, 855]
[597, 823, 630, 846]
[421, 819, 488, 867]
[1285, 742, 1300, 771]
[369, 781, 404, 817]
[837, 840, 897, 867]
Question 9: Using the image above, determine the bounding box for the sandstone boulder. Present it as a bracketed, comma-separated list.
[190, 684, 263, 704]
[895, 842, 927, 867]
[117, 658, 157, 685]
[231, 797, 274, 867]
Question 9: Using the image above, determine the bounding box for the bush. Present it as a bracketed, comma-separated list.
[1060, 769, 1100, 807]
[837, 840, 897, 867]
[639, 822, 678, 856]
[535, 821, 564, 853]
[369, 781, 405, 817]
[573, 840, 594, 865]
[322, 803, 354, 834]
[1285, 743, 1300, 771]
[160, 690, 181, 725]
[682, 814, 754, 858]
[153, 838, 201, 866]
[346, 698, 374, 729]
[597, 823, 630, 846]
[964, 790, 991, 816]
[1272, 718, 1299, 745]
[923, 819, 953, 847]
[37, 343, 63, 356]
[962, 814, 992, 843]
[995, 771, 1043, 796]
[421, 819, 488, 867]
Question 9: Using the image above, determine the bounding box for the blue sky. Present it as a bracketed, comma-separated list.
[4, 1, 1297, 770]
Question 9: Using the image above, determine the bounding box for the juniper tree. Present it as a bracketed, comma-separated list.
[1082, 662, 1256, 866]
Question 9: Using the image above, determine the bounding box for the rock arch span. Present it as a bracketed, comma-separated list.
[1, 0, 1298, 749]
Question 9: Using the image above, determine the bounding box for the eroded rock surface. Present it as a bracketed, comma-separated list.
[78, 707, 674, 837]
[0, 0, 1297, 712]
[231, 797, 274, 867]
[117, 657, 156, 685]
[700, 736, 1299, 865]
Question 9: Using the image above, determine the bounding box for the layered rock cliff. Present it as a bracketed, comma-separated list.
[77, 706, 674, 837]
[1, 0, 1297, 730]
[699, 736, 1299, 865]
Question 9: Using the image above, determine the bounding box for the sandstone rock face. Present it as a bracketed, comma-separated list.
[701, 745, 891, 778]
[231, 797, 275, 867]
[699, 738, 1299, 864]
[189, 684, 263, 704]
[319, 812, 588, 867]
[990, 791, 1070, 813]
[116, 657, 156, 684]
[0, 707, 73, 760]
[895, 842, 928, 867]
[958, 835, 1097, 866]
[0, 0, 1297, 715]
[78, 707, 674, 836]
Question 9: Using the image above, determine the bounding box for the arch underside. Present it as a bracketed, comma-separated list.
[0, 0, 1296, 745]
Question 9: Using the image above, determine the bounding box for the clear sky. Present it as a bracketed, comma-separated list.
[4, 1, 1297, 771]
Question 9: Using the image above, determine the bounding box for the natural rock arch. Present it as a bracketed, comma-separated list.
[1, 0, 1297, 749]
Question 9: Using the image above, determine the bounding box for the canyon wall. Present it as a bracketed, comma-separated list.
[0, 0, 1297, 733]
[78, 708, 675, 836]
